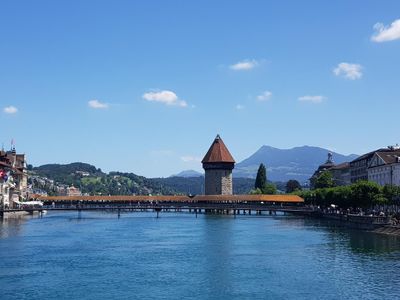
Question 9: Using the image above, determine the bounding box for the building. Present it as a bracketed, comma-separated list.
[350, 149, 385, 183]
[310, 152, 351, 188]
[368, 150, 400, 186]
[350, 145, 399, 184]
[330, 162, 351, 186]
[67, 186, 82, 196]
[309, 152, 335, 188]
[0, 146, 28, 208]
[202, 135, 235, 195]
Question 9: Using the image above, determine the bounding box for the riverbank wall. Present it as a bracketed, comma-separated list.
[318, 212, 400, 236]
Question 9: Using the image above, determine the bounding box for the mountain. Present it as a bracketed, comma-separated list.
[32, 144, 358, 195]
[31, 163, 254, 196]
[158, 176, 254, 195]
[234, 145, 358, 183]
[171, 170, 203, 178]
[33, 162, 104, 182]
[31, 163, 175, 195]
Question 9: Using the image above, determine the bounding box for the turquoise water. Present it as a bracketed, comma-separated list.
[1, 211, 400, 299]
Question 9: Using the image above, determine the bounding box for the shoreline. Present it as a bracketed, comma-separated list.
[317, 212, 400, 236]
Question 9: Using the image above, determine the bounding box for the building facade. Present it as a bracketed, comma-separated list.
[309, 152, 335, 188]
[367, 150, 400, 186]
[0, 147, 28, 208]
[330, 162, 351, 186]
[202, 135, 235, 195]
[349, 145, 400, 185]
[67, 186, 82, 196]
[350, 150, 382, 183]
[310, 153, 351, 188]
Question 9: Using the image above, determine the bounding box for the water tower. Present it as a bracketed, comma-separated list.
[202, 135, 235, 195]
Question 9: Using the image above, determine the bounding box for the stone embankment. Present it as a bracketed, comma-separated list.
[321, 213, 391, 230]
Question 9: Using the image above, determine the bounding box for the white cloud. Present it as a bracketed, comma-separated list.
[88, 99, 109, 109]
[333, 63, 363, 80]
[143, 90, 187, 107]
[3, 106, 18, 114]
[180, 156, 201, 163]
[235, 104, 245, 110]
[298, 95, 326, 103]
[230, 59, 259, 71]
[371, 19, 400, 42]
[257, 90, 272, 101]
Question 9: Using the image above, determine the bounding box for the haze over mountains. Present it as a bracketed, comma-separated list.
[234, 145, 358, 182]
[172, 170, 203, 178]
[176, 146, 358, 183]
[32, 146, 358, 195]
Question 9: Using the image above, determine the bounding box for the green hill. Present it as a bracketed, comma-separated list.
[31, 163, 255, 196]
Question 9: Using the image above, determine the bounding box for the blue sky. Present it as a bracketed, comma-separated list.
[1, 0, 400, 177]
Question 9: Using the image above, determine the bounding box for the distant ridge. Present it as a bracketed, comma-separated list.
[171, 170, 203, 178]
[234, 145, 358, 182]
[31, 163, 253, 195]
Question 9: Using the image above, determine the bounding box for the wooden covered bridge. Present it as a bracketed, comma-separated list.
[0, 194, 313, 218]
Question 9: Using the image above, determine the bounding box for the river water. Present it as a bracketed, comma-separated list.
[1, 211, 400, 299]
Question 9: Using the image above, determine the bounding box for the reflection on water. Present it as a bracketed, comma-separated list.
[279, 216, 400, 255]
[1, 212, 400, 300]
[0, 214, 31, 238]
[347, 230, 400, 254]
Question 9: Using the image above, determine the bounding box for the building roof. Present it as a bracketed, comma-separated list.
[350, 148, 387, 163]
[202, 135, 235, 164]
[330, 162, 350, 170]
[0, 161, 12, 168]
[317, 162, 335, 171]
[37, 194, 304, 203]
[376, 151, 400, 165]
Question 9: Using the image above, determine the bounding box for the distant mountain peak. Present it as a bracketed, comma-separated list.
[171, 170, 203, 178]
[235, 145, 358, 183]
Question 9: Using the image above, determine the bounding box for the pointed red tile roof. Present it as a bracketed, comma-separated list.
[202, 135, 235, 164]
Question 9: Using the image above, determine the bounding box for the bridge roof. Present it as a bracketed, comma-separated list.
[36, 194, 303, 203]
[202, 135, 235, 164]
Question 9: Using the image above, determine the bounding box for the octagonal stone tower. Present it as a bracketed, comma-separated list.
[202, 135, 235, 195]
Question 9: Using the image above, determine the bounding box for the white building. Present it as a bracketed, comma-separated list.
[1, 147, 28, 208]
[368, 150, 400, 186]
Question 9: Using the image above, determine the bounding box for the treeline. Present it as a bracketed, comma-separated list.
[30, 163, 256, 196]
[295, 181, 400, 208]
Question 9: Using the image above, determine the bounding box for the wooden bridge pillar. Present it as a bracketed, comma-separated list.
[155, 207, 161, 218]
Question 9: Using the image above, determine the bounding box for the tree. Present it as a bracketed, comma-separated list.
[286, 180, 301, 193]
[350, 181, 382, 208]
[255, 163, 267, 190]
[250, 188, 263, 195]
[263, 183, 277, 195]
[314, 171, 335, 189]
[382, 184, 400, 204]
